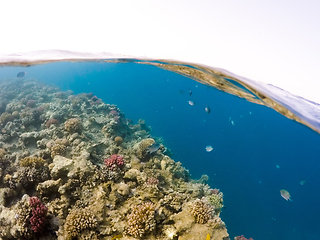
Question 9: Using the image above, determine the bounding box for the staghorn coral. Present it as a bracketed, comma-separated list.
[64, 118, 82, 133]
[64, 207, 98, 239]
[189, 198, 215, 224]
[126, 202, 156, 238]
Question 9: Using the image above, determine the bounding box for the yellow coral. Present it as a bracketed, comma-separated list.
[64, 208, 98, 239]
[64, 118, 82, 133]
[19, 156, 46, 168]
[189, 199, 214, 224]
[50, 144, 66, 158]
[126, 202, 156, 238]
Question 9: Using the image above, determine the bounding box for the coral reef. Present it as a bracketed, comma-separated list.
[63, 207, 98, 239]
[29, 196, 48, 233]
[234, 235, 254, 240]
[126, 202, 156, 238]
[64, 118, 82, 133]
[189, 198, 215, 224]
[0, 78, 230, 240]
[104, 154, 124, 170]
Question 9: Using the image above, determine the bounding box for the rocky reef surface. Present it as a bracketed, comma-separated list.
[0, 78, 229, 240]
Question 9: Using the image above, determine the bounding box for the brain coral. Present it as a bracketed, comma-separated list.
[64, 207, 98, 239]
[126, 202, 156, 238]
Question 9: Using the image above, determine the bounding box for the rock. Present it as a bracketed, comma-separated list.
[49, 156, 75, 179]
[37, 179, 62, 196]
[117, 183, 130, 196]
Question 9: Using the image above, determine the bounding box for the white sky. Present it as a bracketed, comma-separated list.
[1, 0, 319, 103]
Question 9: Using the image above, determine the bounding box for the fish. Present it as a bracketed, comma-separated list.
[188, 100, 194, 106]
[206, 233, 210, 240]
[205, 106, 210, 114]
[111, 234, 123, 240]
[17, 72, 26, 78]
[299, 179, 306, 185]
[189, 90, 192, 96]
[205, 145, 213, 152]
[280, 189, 292, 201]
[146, 143, 160, 154]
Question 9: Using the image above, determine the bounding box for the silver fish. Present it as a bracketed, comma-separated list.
[205, 106, 210, 114]
[188, 100, 194, 106]
[280, 189, 292, 201]
[146, 143, 160, 154]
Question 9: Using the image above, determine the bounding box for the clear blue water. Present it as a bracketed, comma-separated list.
[2, 61, 320, 240]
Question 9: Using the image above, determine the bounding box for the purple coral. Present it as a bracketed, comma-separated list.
[29, 197, 48, 233]
[104, 154, 124, 170]
[234, 235, 253, 240]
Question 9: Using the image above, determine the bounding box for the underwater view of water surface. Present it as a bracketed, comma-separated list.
[0, 57, 320, 240]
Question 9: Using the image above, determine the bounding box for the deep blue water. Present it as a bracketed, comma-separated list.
[2, 62, 320, 240]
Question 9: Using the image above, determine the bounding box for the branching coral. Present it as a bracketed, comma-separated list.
[29, 196, 48, 233]
[206, 191, 224, 213]
[64, 207, 98, 239]
[104, 154, 124, 170]
[15, 157, 50, 189]
[64, 118, 82, 133]
[20, 156, 46, 168]
[50, 143, 67, 158]
[126, 202, 156, 238]
[189, 198, 215, 224]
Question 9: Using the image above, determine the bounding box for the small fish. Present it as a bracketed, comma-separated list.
[206, 233, 210, 240]
[205, 145, 213, 152]
[111, 234, 123, 240]
[188, 100, 194, 106]
[276, 165, 280, 169]
[17, 72, 26, 78]
[205, 106, 210, 114]
[280, 189, 292, 201]
[146, 143, 160, 154]
[299, 179, 306, 186]
[189, 90, 192, 96]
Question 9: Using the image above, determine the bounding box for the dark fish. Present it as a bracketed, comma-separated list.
[189, 90, 192, 96]
[205, 106, 210, 114]
[17, 72, 26, 78]
[146, 143, 160, 154]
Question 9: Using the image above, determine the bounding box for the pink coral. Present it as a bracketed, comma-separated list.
[104, 154, 124, 170]
[146, 177, 159, 186]
[234, 235, 253, 240]
[29, 197, 48, 233]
